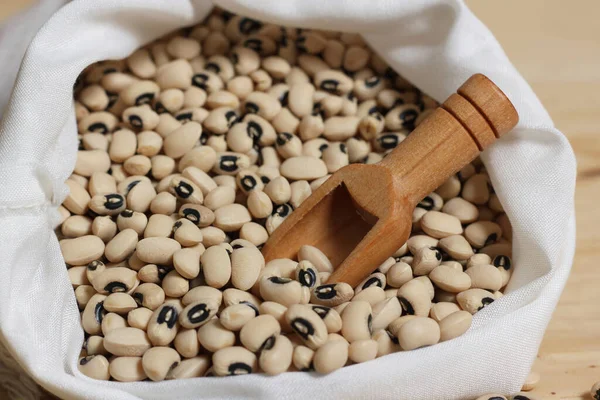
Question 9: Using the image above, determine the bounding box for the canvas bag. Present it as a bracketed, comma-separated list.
[0, 0, 577, 399]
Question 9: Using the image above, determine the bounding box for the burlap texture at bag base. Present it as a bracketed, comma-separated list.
[0, 0, 576, 399]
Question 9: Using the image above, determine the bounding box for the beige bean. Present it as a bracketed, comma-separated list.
[162, 121, 202, 159]
[397, 317, 440, 351]
[260, 276, 303, 307]
[173, 328, 200, 359]
[239, 314, 281, 352]
[162, 270, 189, 298]
[199, 226, 226, 246]
[371, 297, 403, 332]
[136, 237, 181, 265]
[126, 179, 157, 213]
[101, 312, 127, 335]
[348, 339, 378, 364]
[372, 329, 401, 357]
[68, 266, 89, 287]
[465, 221, 503, 248]
[196, 318, 235, 353]
[78, 355, 110, 380]
[429, 302, 461, 322]
[170, 356, 211, 379]
[439, 310, 472, 342]
[386, 261, 413, 288]
[313, 339, 348, 374]
[147, 302, 181, 346]
[430, 265, 472, 293]
[61, 215, 93, 238]
[340, 301, 372, 342]
[465, 264, 504, 292]
[75, 285, 96, 309]
[462, 173, 490, 205]
[144, 214, 175, 238]
[415, 276, 436, 301]
[212, 203, 252, 232]
[104, 293, 137, 314]
[442, 197, 479, 224]
[104, 229, 138, 263]
[83, 335, 108, 357]
[63, 179, 91, 215]
[396, 279, 431, 317]
[220, 302, 259, 332]
[60, 235, 105, 266]
[352, 286, 386, 306]
[172, 246, 200, 278]
[421, 211, 463, 238]
[178, 146, 216, 174]
[238, 222, 268, 247]
[81, 133, 109, 152]
[310, 304, 342, 334]
[343, 45, 370, 71]
[279, 156, 328, 181]
[104, 327, 151, 356]
[141, 346, 181, 382]
[285, 304, 328, 350]
[456, 288, 496, 314]
[137, 264, 169, 284]
[127, 307, 153, 330]
[412, 246, 442, 276]
[246, 189, 273, 219]
[78, 112, 118, 134]
[406, 234, 439, 254]
[200, 245, 231, 289]
[109, 356, 147, 382]
[435, 175, 461, 200]
[133, 283, 165, 310]
[116, 210, 147, 236]
[212, 346, 257, 376]
[292, 345, 314, 371]
[177, 298, 218, 329]
[257, 334, 293, 376]
[179, 203, 215, 228]
[182, 285, 223, 307]
[438, 235, 474, 261]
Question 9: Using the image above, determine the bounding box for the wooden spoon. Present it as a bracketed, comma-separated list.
[261, 74, 519, 287]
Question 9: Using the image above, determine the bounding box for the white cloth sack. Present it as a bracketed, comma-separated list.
[0, 0, 576, 399]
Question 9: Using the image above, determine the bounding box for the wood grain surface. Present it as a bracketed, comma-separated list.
[1, 1, 598, 399]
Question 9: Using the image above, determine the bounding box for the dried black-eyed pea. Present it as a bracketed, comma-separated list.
[154, 59, 194, 91]
[74, 149, 112, 177]
[343, 45, 370, 71]
[310, 305, 342, 334]
[292, 345, 315, 371]
[257, 334, 293, 375]
[238, 314, 281, 353]
[420, 211, 463, 239]
[213, 152, 251, 176]
[126, 48, 156, 79]
[467, 253, 493, 269]
[461, 173, 491, 206]
[101, 313, 128, 335]
[220, 302, 259, 331]
[144, 214, 175, 239]
[273, 132, 302, 159]
[228, 245, 263, 291]
[122, 104, 160, 131]
[357, 113, 385, 140]
[81, 132, 109, 152]
[103, 327, 151, 357]
[212, 346, 257, 377]
[181, 285, 223, 308]
[190, 69, 224, 94]
[75, 285, 96, 309]
[373, 132, 407, 153]
[310, 282, 354, 308]
[78, 355, 110, 380]
[172, 220, 203, 249]
[68, 266, 89, 287]
[354, 76, 386, 102]
[173, 329, 200, 359]
[439, 310, 472, 342]
[411, 246, 443, 276]
[313, 339, 348, 374]
[104, 228, 138, 264]
[492, 255, 512, 286]
[147, 302, 181, 346]
[465, 264, 504, 292]
[126, 179, 157, 213]
[199, 226, 226, 247]
[179, 203, 215, 228]
[169, 356, 211, 379]
[114, 210, 146, 236]
[355, 271, 386, 294]
[464, 221, 503, 249]
[244, 189, 272, 219]
[396, 279, 432, 317]
[167, 177, 203, 206]
[456, 288, 496, 314]
[348, 339, 378, 364]
[136, 237, 181, 265]
[109, 356, 146, 382]
[181, 86, 207, 111]
[78, 111, 119, 135]
[78, 84, 109, 111]
[127, 307, 153, 331]
[260, 276, 303, 307]
[203, 31, 231, 58]
[369, 297, 402, 332]
[196, 318, 236, 353]
[161, 269, 189, 298]
[313, 69, 353, 95]
[372, 329, 401, 357]
[414, 276, 436, 301]
[384, 104, 419, 131]
[429, 302, 461, 323]
[386, 261, 413, 288]
[294, 260, 321, 290]
[429, 265, 472, 293]
[141, 346, 181, 382]
[154, 89, 184, 115]
[104, 293, 137, 314]
[285, 304, 329, 350]
[178, 298, 219, 329]
[436, 174, 462, 200]
[61, 215, 93, 238]
[92, 267, 138, 294]
[321, 142, 349, 173]
[107, 129, 135, 163]
[352, 286, 386, 307]
[396, 316, 441, 351]
[200, 245, 232, 289]
[338, 300, 372, 343]
[162, 121, 202, 159]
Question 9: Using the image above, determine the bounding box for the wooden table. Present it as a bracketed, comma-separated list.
[2, 1, 599, 399]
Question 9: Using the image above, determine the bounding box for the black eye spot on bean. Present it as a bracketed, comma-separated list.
[365, 76, 380, 88]
[593, 389, 600, 400]
[477, 297, 495, 311]
[104, 194, 124, 210]
[513, 396, 531, 400]
[219, 155, 240, 172]
[94, 301, 106, 324]
[298, 268, 317, 287]
[120, 209, 133, 218]
[260, 176, 270, 184]
[290, 317, 315, 340]
[384, 67, 397, 80]
[367, 105, 381, 116]
[273, 203, 292, 218]
[182, 208, 200, 224]
[172, 220, 183, 233]
[154, 102, 167, 114]
[318, 143, 329, 156]
[246, 121, 262, 140]
[103, 67, 118, 75]
[295, 36, 307, 52]
[230, 52, 239, 65]
[80, 356, 94, 365]
[398, 296, 415, 315]
[429, 247, 442, 261]
[385, 329, 399, 344]
[311, 305, 330, 319]
[243, 38, 263, 53]
[105, 281, 128, 293]
[157, 266, 171, 280]
[493, 255, 511, 271]
[312, 102, 324, 118]
[260, 335, 276, 352]
[268, 276, 292, 285]
[400, 109, 418, 130]
[279, 91, 289, 107]
[240, 301, 259, 316]
[129, 115, 143, 128]
[418, 196, 435, 210]
[187, 303, 211, 324]
[225, 110, 239, 127]
[276, 132, 293, 146]
[346, 92, 356, 101]
[135, 92, 154, 106]
[125, 180, 140, 195]
[485, 233, 498, 246]
[339, 143, 347, 154]
[378, 134, 399, 150]
[176, 112, 192, 122]
[191, 73, 209, 89]
[320, 79, 339, 94]
[240, 175, 258, 191]
[361, 276, 383, 290]
[88, 122, 108, 134]
[245, 102, 259, 114]
[174, 181, 194, 199]
[228, 362, 252, 376]
[106, 93, 118, 110]
[239, 18, 262, 34]
[205, 62, 221, 74]
[157, 306, 178, 328]
[87, 260, 104, 271]
[488, 397, 505, 400]
[199, 131, 208, 145]
[133, 292, 143, 306]
[314, 284, 337, 300]
[367, 313, 373, 335]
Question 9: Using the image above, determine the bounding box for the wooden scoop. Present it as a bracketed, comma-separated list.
[261, 74, 519, 287]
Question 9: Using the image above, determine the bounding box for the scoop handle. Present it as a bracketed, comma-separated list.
[379, 74, 519, 205]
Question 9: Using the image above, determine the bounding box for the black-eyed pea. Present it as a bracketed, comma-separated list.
[412, 246, 443, 276]
[81, 132, 109, 152]
[126, 48, 156, 79]
[313, 339, 348, 374]
[456, 288, 496, 314]
[348, 339, 378, 364]
[104, 293, 137, 314]
[122, 105, 159, 131]
[227, 75, 254, 100]
[405, 233, 437, 254]
[496, 213, 512, 242]
[91, 216, 117, 243]
[181, 86, 207, 111]
[228, 245, 263, 291]
[78, 111, 119, 136]
[492, 255, 512, 286]
[420, 211, 463, 239]
[200, 245, 231, 289]
[114, 210, 146, 236]
[196, 318, 236, 354]
[292, 345, 314, 371]
[101, 312, 128, 335]
[126, 179, 157, 213]
[212, 346, 257, 376]
[296, 245, 332, 274]
[74, 149, 111, 177]
[259, 276, 301, 307]
[429, 302, 461, 323]
[68, 266, 89, 287]
[143, 214, 174, 238]
[357, 112, 385, 140]
[149, 41, 171, 66]
[173, 328, 200, 359]
[109, 356, 147, 382]
[244, 190, 272, 219]
[438, 310, 472, 342]
[178, 298, 219, 329]
[372, 329, 401, 357]
[265, 204, 291, 234]
[239, 314, 281, 353]
[199, 226, 226, 247]
[313, 69, 353, 95]
[238, 222, 267, 247]
[136, 237, 181, 265]
[257, 334, 293, 376]
[170, 355, 211, 379]
[127, 307, 153, 331]
[461, 172, 490, 205]
[171, 247, 200, 279]
[154, 59, 194, 91]
[75, 285, 96, 309]
[60, 235, 105, 267]
[441, 260, 464, 272]
[293, 260, 320, 290]
[182, 285, 223, 308]
[435, 174, 462, 200]
[169, 177, 204, 205]
[162, 121, 202, 159]
[464, 221, 503, 249]
[147, 302, 181, 346]
[340, 301, 372, 342]
[396, 317, 440, 351]
[388, 318, 421, 342]
[226, 122, 255, 153]
[370, 297, 402, 331]
[354, 76, 386, 102]
[161, 270, 189, 298]
[92, 267, 138, 295]
[386, 262, 413, 288]
[355, 272, 387, 293]
[467, 254, 492, 269]
[141, 346, 181, 382]
[343, 45, 370, 71]
[321, 142, 349, 173]
[465, 264, 504, 292]
[190, 69, 224, 94]
[415, 276, 436, 301]
[203, 31, 231, 58]
[104, 228, 138, 263]
[211, 203, 251, 232]
[213, 152, 251, 175]
[430, 265, 472, 293]
[323, 116, 360, 142]
[102, 327, 150, 356]
[61, 215, 93, 238]
[285, 304, 328, 350]
[362, 152, 383, 164]
[231, 45, 261, 75]
[78, 84, 109, 112]
[396, 279, 431, 317]
[220, 302, 259, 332]
[78, 355, 110, 380]
[309, 305, 342, 334]
[75, 100, 90, 122]
[479, 241, 512, 260]
[384, 104, 419, 131]
[373, 132, 407, 153]
[353, 286, 386, 307]
[179, 203, 215, 228]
